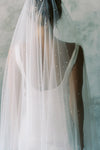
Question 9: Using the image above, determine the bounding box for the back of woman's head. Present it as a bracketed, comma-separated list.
[35, 0, 62, 26]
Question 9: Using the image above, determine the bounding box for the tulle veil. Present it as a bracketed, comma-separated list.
[0, 0, 81, 149]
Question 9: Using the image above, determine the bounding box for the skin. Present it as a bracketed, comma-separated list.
[68, 44, 84, 149]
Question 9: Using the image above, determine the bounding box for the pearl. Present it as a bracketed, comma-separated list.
[56, 65, 58, 68]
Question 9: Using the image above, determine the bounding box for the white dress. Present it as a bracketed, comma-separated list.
[54, 0, 100, 149]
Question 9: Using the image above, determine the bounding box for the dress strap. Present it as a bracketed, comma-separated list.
[62, 44, 79, 85]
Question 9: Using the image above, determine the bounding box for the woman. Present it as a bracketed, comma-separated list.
[0, 0, 81, 150]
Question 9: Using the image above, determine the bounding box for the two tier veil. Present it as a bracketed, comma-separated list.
[0, 0, 80, 150]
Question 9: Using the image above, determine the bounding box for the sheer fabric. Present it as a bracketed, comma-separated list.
[0, 0, 81, 150]
[54, 0, 100, 149]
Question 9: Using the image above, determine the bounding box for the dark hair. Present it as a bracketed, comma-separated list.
[35, 0, 62, 26]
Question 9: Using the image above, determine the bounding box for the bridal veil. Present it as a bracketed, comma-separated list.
[0, 0, 81, 149]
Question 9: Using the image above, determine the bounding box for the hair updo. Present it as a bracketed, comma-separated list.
[35, 0, 62, 26]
